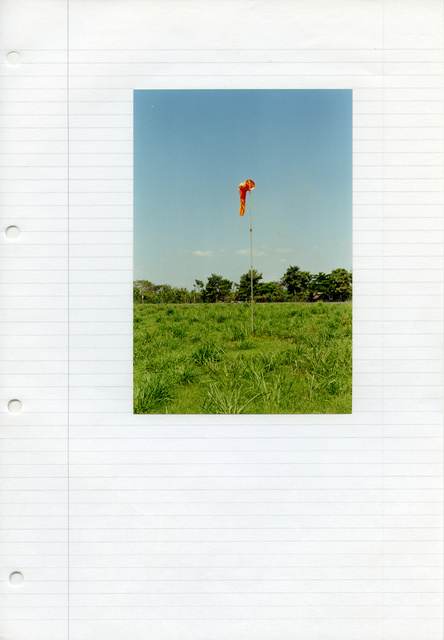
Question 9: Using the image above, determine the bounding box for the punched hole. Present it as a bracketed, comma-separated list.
[6, 51, 21, 66]
[5, 226, 20, 240]
[8, 399, 22, 413]
[9, 572, 24, 586]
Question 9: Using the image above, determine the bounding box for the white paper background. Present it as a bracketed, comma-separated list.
[0, 1, 443, 639]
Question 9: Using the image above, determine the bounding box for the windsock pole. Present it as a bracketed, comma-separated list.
[249, 190, 254, 335]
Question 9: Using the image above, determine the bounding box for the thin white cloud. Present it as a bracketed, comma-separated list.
[192, 250, 214, 257]
[278, 258, 286, 263]
[276, 247, 292, 254]
[236, 248, 266, 257]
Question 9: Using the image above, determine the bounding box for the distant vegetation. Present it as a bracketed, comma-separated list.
[134, 266, 352, 304]
[134, 302, 352, 414]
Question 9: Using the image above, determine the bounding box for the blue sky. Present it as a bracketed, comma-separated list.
[134, 89, 352, 289]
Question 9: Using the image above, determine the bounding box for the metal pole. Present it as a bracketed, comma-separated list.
[249, 190, 254, 335]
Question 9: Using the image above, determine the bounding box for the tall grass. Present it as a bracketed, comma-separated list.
[134, 302, 352, 414]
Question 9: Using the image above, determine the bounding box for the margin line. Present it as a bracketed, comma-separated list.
[67, 1, 70, 639]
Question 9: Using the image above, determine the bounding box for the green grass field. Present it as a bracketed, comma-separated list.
[134, 302, 352, 414]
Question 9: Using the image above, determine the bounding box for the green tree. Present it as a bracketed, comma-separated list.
[309, 272, 332, 300]
[236, 269, 263, 300]
[282, 265, 311, 298]
[134, 280, 159, 303]
[203, 274, 233, 302]
[329, 269, 352, 300]
[134, 280, 156, 295]
[133, 286, 142, 303]
[258, 281, 286, 301]
[192, 280, 204, 303]
[156, 284, 173, 303]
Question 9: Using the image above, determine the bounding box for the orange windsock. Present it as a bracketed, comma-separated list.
[239, 179, 255, 216]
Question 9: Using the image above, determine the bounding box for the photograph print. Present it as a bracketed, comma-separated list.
[133, 89, 352, 414]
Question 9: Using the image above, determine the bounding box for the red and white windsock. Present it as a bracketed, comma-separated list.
[238, 179, 255, 216]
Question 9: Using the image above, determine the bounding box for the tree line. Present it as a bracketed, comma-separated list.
[134, 266, 352, 304]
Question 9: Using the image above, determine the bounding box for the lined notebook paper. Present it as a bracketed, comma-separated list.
[1, 1, 443, 639]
